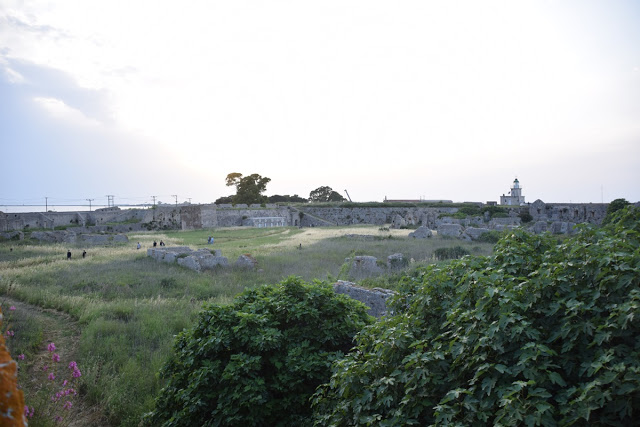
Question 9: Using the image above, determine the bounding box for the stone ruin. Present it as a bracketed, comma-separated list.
[333, 281, 395, 318]
[147, 247, 259, 272]
[347, 253, 409, 279]
[28, 230, 129, 245]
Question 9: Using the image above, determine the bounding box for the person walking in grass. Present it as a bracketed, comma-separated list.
[82, 250, 87, 259]
[67, 250, 71, 260]
[137, 242, 141, 250]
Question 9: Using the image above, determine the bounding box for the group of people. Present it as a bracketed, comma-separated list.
[153, 240, 165, 247]
[208, 236, 215, 244]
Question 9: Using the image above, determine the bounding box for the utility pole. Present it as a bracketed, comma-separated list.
[172, 195, 178, 207]
[150, 195, 156, 207]
[344, 189, 352, 202]
[45, 196, 48, 212]
[86, 199, 94, 211]
[106, 195, 115, 208]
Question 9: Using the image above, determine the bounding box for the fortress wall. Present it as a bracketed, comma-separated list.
[300, 207, 458, 228]
[215, 207, 291, 227]
[529, 201, 608, 224]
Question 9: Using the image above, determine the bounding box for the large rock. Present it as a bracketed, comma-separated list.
[387, 253, 408, 270]
[235, 254, 258, 269]
[333, 281, 395, 318]
[437, 223, 464, 238]
[390, 214, 406, 229]
[177, 255, 201, 272]
[0, 231, 24, 241]
[349, 256, 384, 278]
[533, 221, 548, 234]
[199, 255, 229, 269]
[464, 227, 490, 240]
[408, 226, 432, 239]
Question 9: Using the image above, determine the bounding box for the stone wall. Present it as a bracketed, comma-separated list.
[528, 200, 608, 224]
[333, 281, 395, 318]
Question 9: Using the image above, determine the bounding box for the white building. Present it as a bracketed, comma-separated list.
[500, 178, 526, 206]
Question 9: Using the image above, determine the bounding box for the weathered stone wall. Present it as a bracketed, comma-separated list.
[529, 200, 608, 224]
[299, 207, 458, 228]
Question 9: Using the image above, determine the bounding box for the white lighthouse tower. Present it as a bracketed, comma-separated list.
[500, 178, 526, 206]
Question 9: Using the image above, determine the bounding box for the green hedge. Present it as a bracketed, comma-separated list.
[313, 206, 640, 425]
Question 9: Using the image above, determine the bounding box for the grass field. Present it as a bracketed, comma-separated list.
[0, 225, 495, 426]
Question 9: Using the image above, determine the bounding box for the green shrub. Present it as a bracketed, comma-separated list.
[475, 230, 502, 243]
[145, 277, 373, 426]
[312, 206, 640, 426]
[433, 246, 470, 260]
[519, 211, 534, 223]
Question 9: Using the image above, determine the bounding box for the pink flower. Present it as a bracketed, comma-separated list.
[9, 306, 16, 311]
[72, 368, 82, 378]
[63, 401, 73, 410]
[54, 415, 63, 422]
[52, 353, 60, 362]
[24, 406, 34, 418]
[48, 372, 56, 381]
[63, 379, 68, 386]
[68, 361, 77, 370]
[47, 342, 56, 352]
[5, 330, 14, 337]
[17, 354, 25, 360]
[43, 365, 49, 371]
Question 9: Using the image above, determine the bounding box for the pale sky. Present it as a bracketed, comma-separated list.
[1, 0, 639, 209]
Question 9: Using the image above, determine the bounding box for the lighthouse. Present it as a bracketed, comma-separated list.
[500, 178, 526, 206]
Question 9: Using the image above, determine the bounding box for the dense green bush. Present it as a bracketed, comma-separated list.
[313, 207, 640, 426]
[433, 246, 470, 260]
[145, 277, 373, 426]
[475, 230, 502, 243]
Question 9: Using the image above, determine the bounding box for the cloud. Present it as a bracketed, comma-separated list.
[0, 57, 113, 124]
[33, 96, 100, 127]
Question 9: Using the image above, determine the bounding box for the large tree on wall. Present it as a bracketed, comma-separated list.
[309, 186, 346, 203]
[225, 172, 271, 205]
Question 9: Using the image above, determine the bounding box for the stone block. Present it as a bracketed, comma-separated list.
[349, 256, 383, 278]
[177, 255, 201, 272]
[387, 253, 408, 270]
[464, 227, 490, 240]
[199, 255, 229, 269]
[408, 226, 432, 239]
[235, 254, 258, 269]
[333, 281, 395, 318]
[437, 223, 464, 237]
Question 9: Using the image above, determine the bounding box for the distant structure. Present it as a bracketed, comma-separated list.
[500, 178, 526, 206]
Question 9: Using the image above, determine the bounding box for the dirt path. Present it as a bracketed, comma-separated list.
[2, 296, 111, 426]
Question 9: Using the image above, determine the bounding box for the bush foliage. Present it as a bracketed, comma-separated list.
[145, 277, 373, 426]
[313, 206, 640, 426]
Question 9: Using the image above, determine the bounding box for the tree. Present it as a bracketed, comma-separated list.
[309, 186, 345, 203]
[603, 198, 630, 224]
[313, 206, 640, 425]
[268, 194, 308, 203]
[145, 277, 373, 427]
[225, 172, 271, 205]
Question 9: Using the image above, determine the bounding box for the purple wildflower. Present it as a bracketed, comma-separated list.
[68, 361, 77, 370]
[52, 353, 60, 362]
[72, 368, 82, 378]
[63, 401, 73, 410]
[48, 372, 56, 381]
[9, 306, 16, 311]
[47, 342, 56, 352]
[17, 353, 25, 360]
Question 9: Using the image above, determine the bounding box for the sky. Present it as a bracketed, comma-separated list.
[1, 0, 639, 210]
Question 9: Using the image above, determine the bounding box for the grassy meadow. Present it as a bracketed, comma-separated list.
[0, 225, 495, 426]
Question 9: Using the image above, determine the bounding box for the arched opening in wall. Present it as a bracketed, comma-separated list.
[294, 219, 299, 226]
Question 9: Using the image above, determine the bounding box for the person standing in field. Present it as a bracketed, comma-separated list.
[67, 250, 71, 260]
